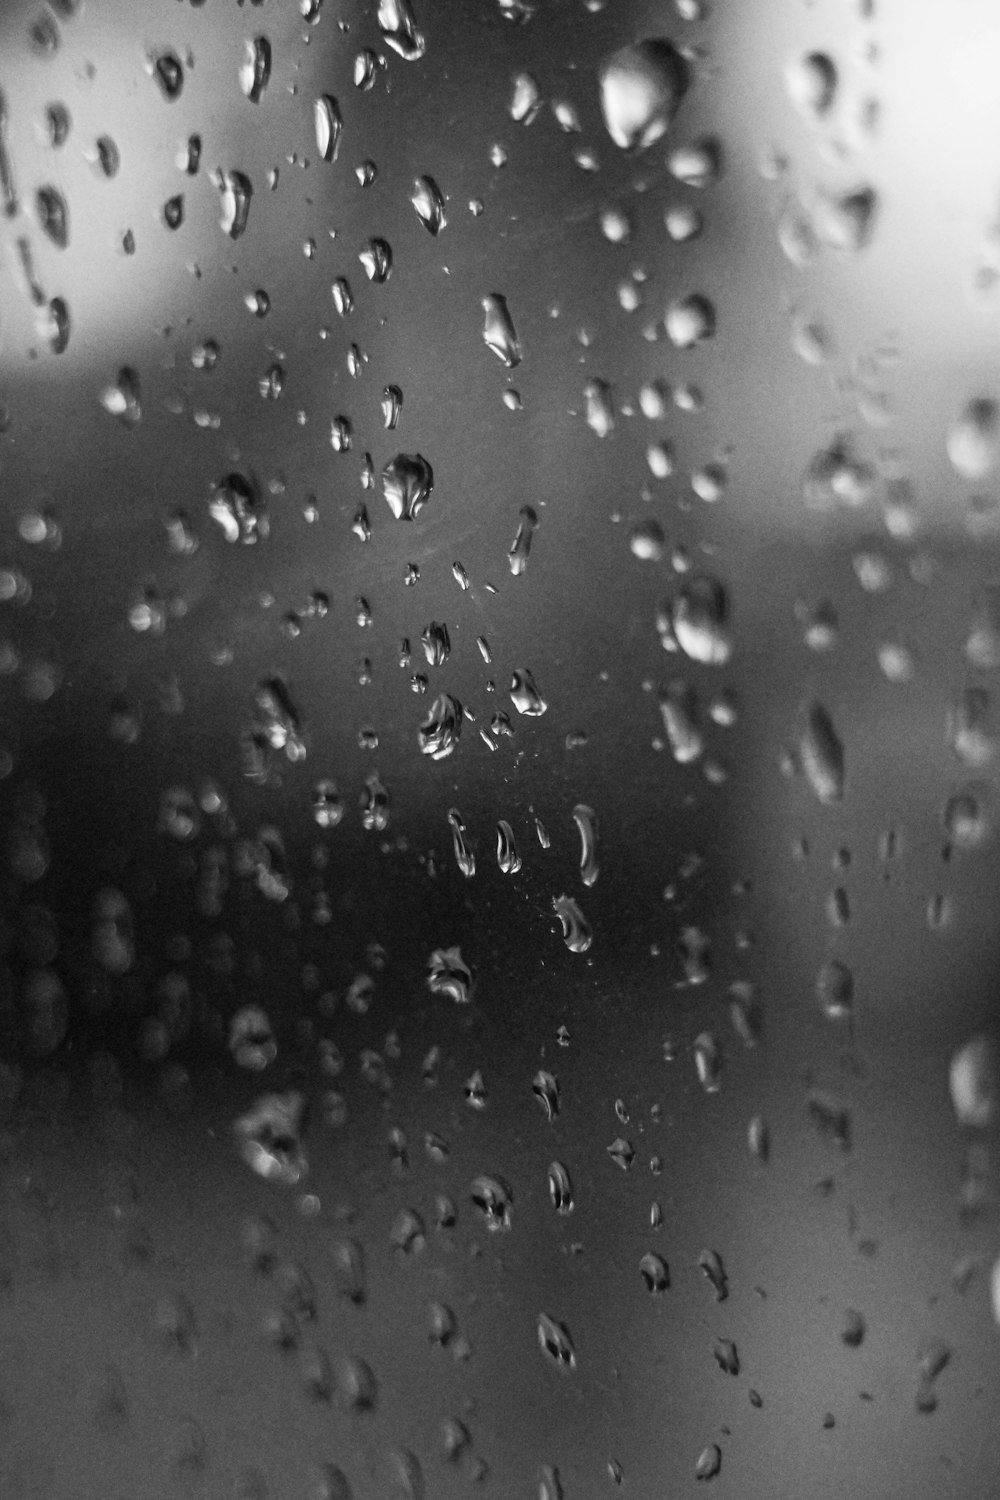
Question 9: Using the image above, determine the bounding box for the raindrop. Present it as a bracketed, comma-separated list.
[427, 946, 473, 1003]
[418, 693, 463, 759]
[447, 809, 476, 876]
[234, 1091, 307, 1186]
[151, 50, 184, 100]
[36, 185, 68, 247]
[693, 1032, 721, 1092]
[383, 453, 433, 520]
[948, 399, 1000, 480]
[411, 175, 446, 234]
[699, 1248, 728, 1301]
[100, 367, 142, 425]
[814, 186, 878, 253]
[537, 1313, 576, 1372]
[511, 667, 548, 715]
[695, 1445, 722, 1481]
[315, 96, 342, 162]
[800, 699, 845, 804]
[533, 1069, 560, 1119]
[471, 1174, 513, 1229]
[672, 577, 731, 664]
[553, 893, 591, 952]
[548, 1161, 574, 1213]
[210, 472, 267, 544]
[584, 378, 615, 437]
[572, 804, 599, 886]
[949, 1035, 999, 1127]
[229, 1006, 277, 1070]
[482, 293, 521, 367]
[714, 1338, 740, 1375]
[509, 506, 537, 574]
[598, 39, 689, 151]
[608, 1137, 635, 1170]
[666, 293, 715, 349]
[360, 236, 392, 281]
[240, 37, 271, 103]
[785, 52, 838, 118]
[510, 71, 542, 124]
[816, 959, 854, 1021]
[639, 1251, 670, 1292]
[361, 772, 390, 830]
[45, 101, 70, 148]
[216, 170, 253, 239]
[377, 0, 426, 60]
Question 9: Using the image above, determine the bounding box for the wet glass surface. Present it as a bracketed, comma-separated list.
[1, 0, 1000, 1495]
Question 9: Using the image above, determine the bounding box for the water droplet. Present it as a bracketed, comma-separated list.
[640, 1251, 670, 1291]
[950, 1035, 999, 1127]
[668, 137, 723, 188]
[714, 1338, 740, 1374]
[361, 772, 390, 830]
[496, 819, 522, 873]
[151, 50, 184, 100]
[482, 293, 521, 367]
[447, 809, 476, 876]
[537, 1312, 576, 1372]
[949, 398, 1000, 479]
[693, 1032, 722, 1092]
[418, 693, 463, 759]
[698, 1248, 728, 1301]
[240, 36, 271, 103]
[383, 453, 433, 520]
[411, 175, 446, 234]
[748, 1115, 769, 1161]
[533, 1069, 560, 1118]
[229, 1006, 277, 1070]
[548, 1161, 574, 1213]
[36, 185, 68, 247]
[800, 699, 845, 804]
[695, 1444, 722, 1481]
[100, 366, 142, 425]
[378, 0, 426, 60]
[210, 471, 267, 544]
[785, 52, 838, 118]
[816, 959, 853, 1021]
[427, 946, 472, 1003]
[315, 96, 342, 162]
[216, 170, 253, 239]
[510, 71, 542, 124]
[672, 577, 732, 664]
[665, 202, 703, 241]
[660, 680, 703, 763]
[359, 237, 392, 282]
[511, 667, 547, 715]
[807, 1089, 851, 1150]
[584, 378, 615, 436]
[509, 505, 537, 574]
[841, 1309, 866, 1347]
[235, 1091, 307, 1186]
[598, 39, 689, 151]
[814, 186, 878, 253]
[666, 293, 715, 349]
[45, 102, 70, 148]
[471, 1173, 513, 1229]
[571, 804, 599, 886]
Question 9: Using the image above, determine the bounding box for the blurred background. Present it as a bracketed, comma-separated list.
[0, 0, 999, 1495]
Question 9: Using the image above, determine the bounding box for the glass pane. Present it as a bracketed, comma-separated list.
[1, 0, 999, 1495]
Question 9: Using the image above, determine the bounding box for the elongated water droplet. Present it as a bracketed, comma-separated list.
[482, 293, 521, 367]
[508, 506, 537, 575]
[598, 39, 689, 151]
[786, 51, 838, 118]
[496, 819, 521, 873]
[411, 175, 445, 233]
[552, 893, 591, 952]
[447, 809, 476, 877]
[817, 959, 853, 1020]
[640, 1251, 670, 1292]
[699, 1248, 728, 1301]
[548, 1161, 574, 1213]
[572, 804, 599, 886]
[537, 1313, 576, 1372]
[360, 237, 392, 282]
[693, 1032, 722, 1092]
[511, 667, 547, 715]
[584, 378, 614, 437]
[378, 0, 426, 60]
[240, 37, 271, 103]
[315, 96, 342, 161]
[151, 50, 184, 100]
[950, 1035, 999, 1127]
[800, 699, 845, 804]
[533, 1069, 560, 1119]
[36, 185, 68, 247]
[419, 693, 463, 759]
[510, 71, 541, 124]
[216, 170, 253, 238]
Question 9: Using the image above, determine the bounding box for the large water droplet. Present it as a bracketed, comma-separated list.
[411, 175, 446, 234]
[785, 52, 838, 118]
[509, 505, 538, 574]
[378, 0, 426, 60]
[427, 946, 473, 1003]
[36, 185, 68, 248]
[315, 96, 343, 161]
[800, 699, 845, 804]
[948, 399, 1000, 480]
[216, 170, 253, 239]
[240, 36, 271, 103]
[447, 809, 476, 876]
[482, 293, 521, 367]
[950, 1035, 999, 1127]
[383, 453, 434, 520]
[553, 893, 592, 952]
[511, 667, 548, 715]
[418, 693, 463, 759]
[598, 39, 689, 151]
[537, 1313, 576, 1372]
